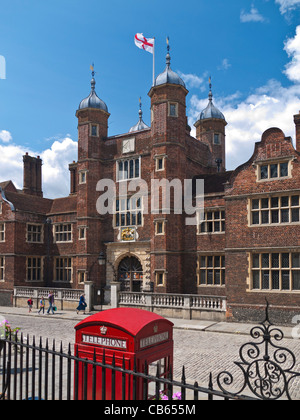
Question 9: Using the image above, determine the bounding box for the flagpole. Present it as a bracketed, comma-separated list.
[153, 37, 155, 86]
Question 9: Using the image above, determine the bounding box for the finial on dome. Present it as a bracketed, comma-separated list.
[166, 36, 171, 67]
[208, 76, 213, 102]
[139, 97, 143, 120]
[77, 64, 108, 112]
[129, 97, 150, 133]
[90, 63, 96, 91]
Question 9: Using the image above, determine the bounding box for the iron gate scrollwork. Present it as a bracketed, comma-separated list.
[216, 301, 300, 400]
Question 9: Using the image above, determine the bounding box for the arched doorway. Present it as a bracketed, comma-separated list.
[118, 256, 143, 292]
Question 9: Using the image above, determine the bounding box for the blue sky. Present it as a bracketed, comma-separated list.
[1, 0, 300, 197]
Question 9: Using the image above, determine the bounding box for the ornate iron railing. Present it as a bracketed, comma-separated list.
[216, 301, 300, 400]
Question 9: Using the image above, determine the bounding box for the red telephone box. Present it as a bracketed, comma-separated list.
[74, 308, 174, 400]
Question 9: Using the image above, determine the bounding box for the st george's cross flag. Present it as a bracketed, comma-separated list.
[134, 33, 155, 54]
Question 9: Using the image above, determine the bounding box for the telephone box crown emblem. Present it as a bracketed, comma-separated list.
[100, 326, 108, 335]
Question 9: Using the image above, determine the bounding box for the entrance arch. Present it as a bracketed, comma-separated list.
[118, 256, 143, 292]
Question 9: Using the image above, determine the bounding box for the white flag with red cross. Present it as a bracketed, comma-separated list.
[134, 33, 155, 54]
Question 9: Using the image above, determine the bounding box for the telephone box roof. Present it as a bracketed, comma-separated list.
[74, 308, 173, 337]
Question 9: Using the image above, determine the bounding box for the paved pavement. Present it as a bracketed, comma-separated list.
[1, 306, 300, 400]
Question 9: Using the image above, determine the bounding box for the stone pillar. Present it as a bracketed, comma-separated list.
[110, 282, 121, 309]
[84, 281, 94, 312]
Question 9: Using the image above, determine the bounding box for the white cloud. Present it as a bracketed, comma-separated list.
[0, 130, 12, 143]
[187, 26, 300, 171]
[284, 25, 300, 82]
[40, 137, 78, 198]
[218, 58, 232, 71]
[275, 0, 300, 14]
[178, 72, 207, 90]
[240, 5, 266, 23]
[0, 135, 77, 198]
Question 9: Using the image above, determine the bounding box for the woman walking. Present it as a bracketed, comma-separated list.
[76, 294, 87, 315]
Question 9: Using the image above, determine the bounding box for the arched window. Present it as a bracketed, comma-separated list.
[118, 256, 143, 292]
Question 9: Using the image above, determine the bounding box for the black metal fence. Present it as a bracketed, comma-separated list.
[1, 303, 299, 401]
[0, 333, 255, 401]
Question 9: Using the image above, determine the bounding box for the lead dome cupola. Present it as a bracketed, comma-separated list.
[196, 80, 225, 122]
[129, 98, 150, 133]
[154, 39, 186, 88]
[78, 68, 108, 113]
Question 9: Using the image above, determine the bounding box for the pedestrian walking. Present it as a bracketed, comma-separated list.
[47, 292, 55, 315]
[27, 298, 33, 313]
[38, 296, 45, 314]
[76, 294, 87, 315]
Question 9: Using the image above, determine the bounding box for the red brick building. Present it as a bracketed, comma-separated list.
[1, 49, 300, 323]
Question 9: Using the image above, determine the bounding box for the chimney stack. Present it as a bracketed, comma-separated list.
[23, 154, 43, 197]
[294, 111, 300, 153]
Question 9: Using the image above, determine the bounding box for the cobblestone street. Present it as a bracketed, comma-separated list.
[2, 308, 300, 399]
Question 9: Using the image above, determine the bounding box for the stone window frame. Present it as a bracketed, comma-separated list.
[78, 270, 87, 284]
[0, 223, 5, 242]
[79, 170, 87, 185]
[26, 223, 44, 244]
[198, 209, 225, 235]
[26, 256, 43, 282]
[250, 251, 300, 292]
[114, 196, 143, 229]
[255, 158, 292, 182]
[155, 270, 166, 287]
[116, 156, 141, 182]
[155, 155, 166, 172]
[249, 194, 300, 226]
[197, 254, 226, 287]
[90, 123, 99, 137]
[54, 257, 73, 283]
[168, 102, 178, 118]
[53, 223, 73, 243]
[154, 218, 166, 236]
[78, 226, 87, 240]
[0, 256, 4, 282]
